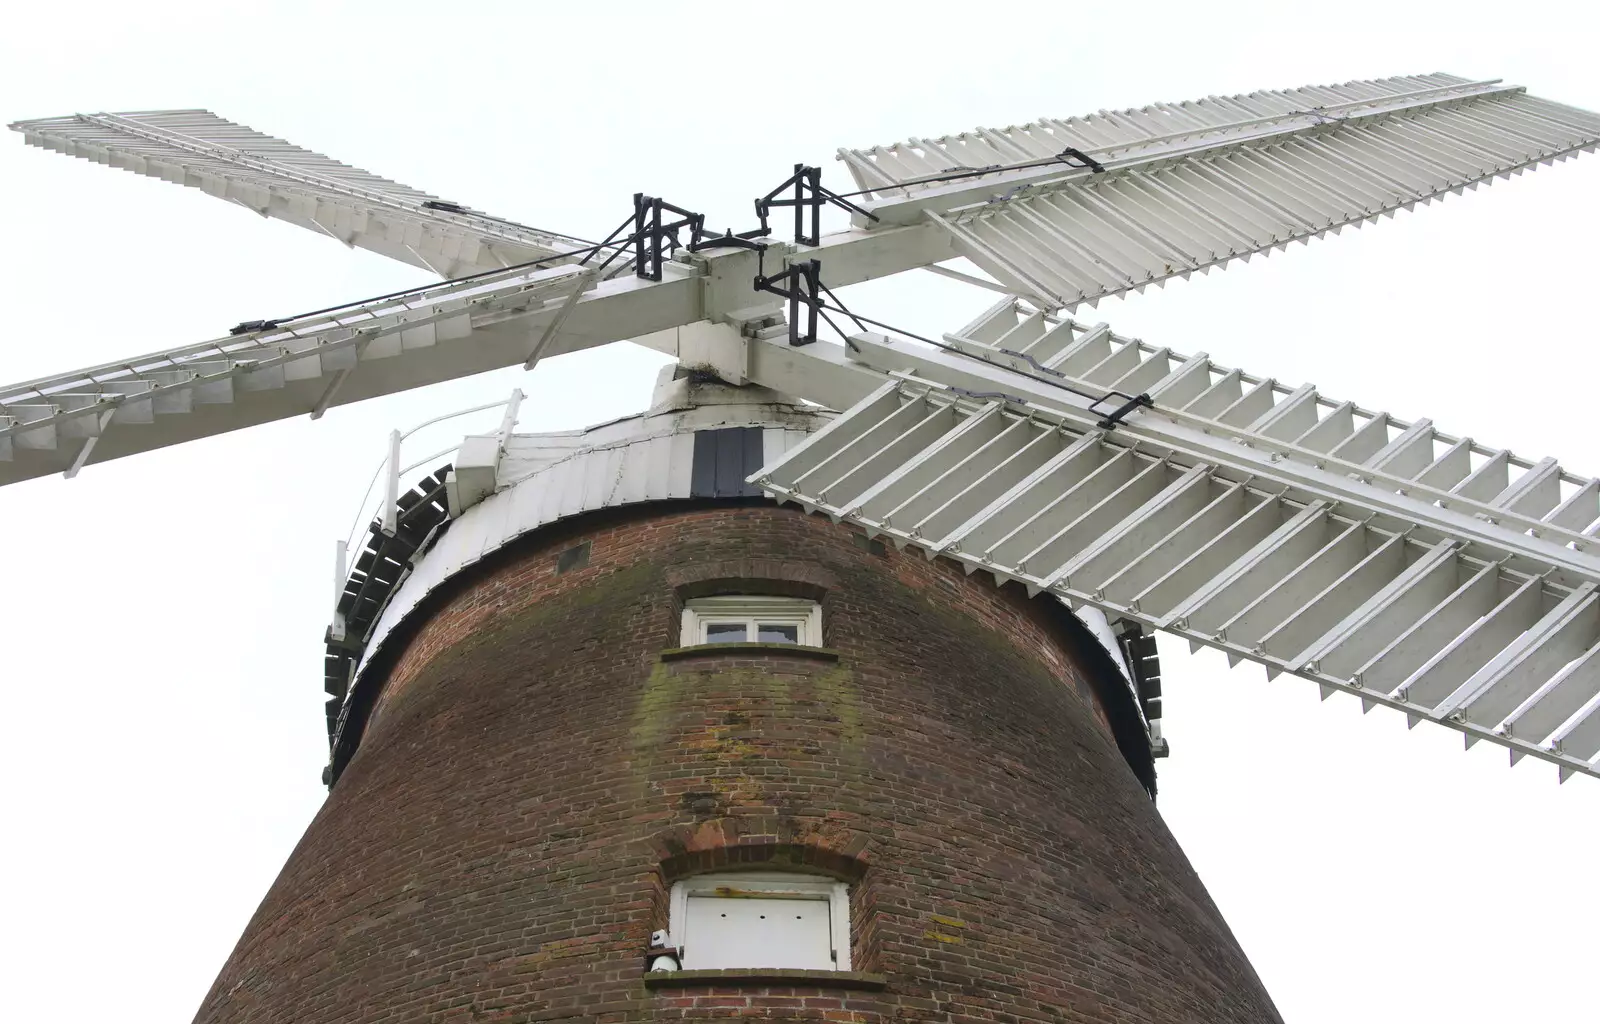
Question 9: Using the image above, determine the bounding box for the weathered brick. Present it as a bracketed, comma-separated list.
[193, 504, 1280, 1024]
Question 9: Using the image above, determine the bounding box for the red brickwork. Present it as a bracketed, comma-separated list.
[193, 504, 1281, 1024]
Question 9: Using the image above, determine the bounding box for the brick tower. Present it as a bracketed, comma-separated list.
[192, 373, 1282, 1024]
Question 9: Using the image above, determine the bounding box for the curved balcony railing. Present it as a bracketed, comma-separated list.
[322, 389, 523, 755]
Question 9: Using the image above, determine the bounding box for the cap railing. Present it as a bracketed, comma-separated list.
[332, 388, 523, 628]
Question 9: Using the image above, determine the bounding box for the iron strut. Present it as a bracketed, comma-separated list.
[754, 258, 824, 346]
[756, 164, 879, 246]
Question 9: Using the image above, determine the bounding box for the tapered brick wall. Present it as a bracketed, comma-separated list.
[194, 503, 1282, 1023]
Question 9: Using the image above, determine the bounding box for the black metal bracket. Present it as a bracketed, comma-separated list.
[756, 164, 879, 246]
[627, 194, 707, 281]
[583, 195, 771, 280]
[688, 228, 771, 253]
[752, 253, 871, 348]
[1090, 391, 1154, 429]
[987, 145, 1110, 206]
[1057, 146, 1106, 174]
[230, 319, 282, 336]
[754, 258, 822, 346]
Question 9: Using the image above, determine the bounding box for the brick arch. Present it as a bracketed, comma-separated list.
[667, 556, 837, 603]
[649, 824, 872, 883]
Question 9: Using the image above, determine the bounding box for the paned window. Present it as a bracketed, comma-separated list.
[680, 596, 822, 647]
[667, 872, 850, 971]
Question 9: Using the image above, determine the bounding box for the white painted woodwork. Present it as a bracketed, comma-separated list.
[9, 110, 590, 274]
[842, 74, 1600, 309]
[748, 306, 1600, 780]
[668, 873, 850, 972]
[0, 260, 701, 486]
[353, 378, 827, 681]
[679, 596, 823, 647]
[682, 897, 834, 971]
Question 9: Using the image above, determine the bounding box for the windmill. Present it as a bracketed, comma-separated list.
[6, 73, 1600, 1023]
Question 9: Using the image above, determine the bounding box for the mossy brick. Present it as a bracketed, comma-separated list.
[192, 504, 1280, 1024]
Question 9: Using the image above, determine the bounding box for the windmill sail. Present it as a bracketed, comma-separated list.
[841, 74, 1600, 310]
[9, 110, 592, 275]
[747, 302, 1600, 781]
[0, 263, 695, 485]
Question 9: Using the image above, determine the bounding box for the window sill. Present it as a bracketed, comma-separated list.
[643, 968, 887, 990]
[659, 643, 841, 663]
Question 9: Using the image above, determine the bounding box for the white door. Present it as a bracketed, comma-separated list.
[682, 895, 834, 970]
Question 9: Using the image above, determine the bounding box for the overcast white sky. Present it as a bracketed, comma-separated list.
[2, 3, 1598, 1021]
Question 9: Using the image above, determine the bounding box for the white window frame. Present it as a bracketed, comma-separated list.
[667, 871, 851, 971]
[679, 595, 822, 648]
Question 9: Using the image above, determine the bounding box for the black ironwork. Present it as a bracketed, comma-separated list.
[1090, 390, 1154, 429]
[1056, 146, 1106, 173]
[229, 319, 282, 336]
[689, 228, 770, 253]
[754, 257, 823, 346]
[756, 164, 879, 246]
[595, 195, 770, 281]
[628, 194, 707, 281]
